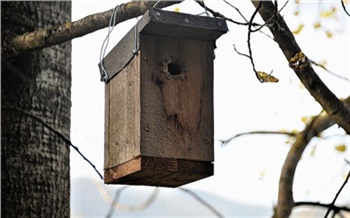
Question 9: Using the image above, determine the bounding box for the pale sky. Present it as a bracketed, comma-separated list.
[70, 0, 350, 215]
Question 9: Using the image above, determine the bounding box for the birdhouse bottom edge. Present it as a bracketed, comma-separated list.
[104, 156, 213, 188]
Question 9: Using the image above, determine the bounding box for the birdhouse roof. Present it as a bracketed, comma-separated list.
[99, 7, 228, 82]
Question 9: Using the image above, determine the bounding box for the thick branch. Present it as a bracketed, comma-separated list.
[274, 97, 350, 218]
[274, 113, 334, 218]
[2, 0, 182, 56]
[251, 1, 350, 134]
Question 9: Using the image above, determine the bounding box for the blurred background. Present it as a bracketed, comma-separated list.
[71, 1, 350, 217]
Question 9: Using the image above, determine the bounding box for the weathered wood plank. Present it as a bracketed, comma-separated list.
[105, 156, 213, 187]
[105, 56, 141, 169]
[140, 34, 214, 162]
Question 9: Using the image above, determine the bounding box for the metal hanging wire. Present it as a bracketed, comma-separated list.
[99, 5, 120, 82]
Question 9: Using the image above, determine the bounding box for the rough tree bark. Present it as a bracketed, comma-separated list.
[1, 2, 71, 217]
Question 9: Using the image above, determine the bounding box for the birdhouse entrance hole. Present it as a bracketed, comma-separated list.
[168, 62, 182, 75]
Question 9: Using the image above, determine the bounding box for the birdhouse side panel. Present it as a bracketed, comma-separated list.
[104, 56, 141, 170]
[139, 34, 214, 162]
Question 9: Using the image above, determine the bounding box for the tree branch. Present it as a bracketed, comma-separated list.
[324, 169, 350, 218]
[341, 0, 350, 17]
[251, 0, 350, 134]
[2, 0, 182, 57]
[195, 0, 256, 26]
[220, 130, 297, 146]
[179, 188, 224, 218]
[274, 113, 335, 218]
[310, 59, 350, 82]
[294, 201, 350, 213]
[273, 97, 350, 218]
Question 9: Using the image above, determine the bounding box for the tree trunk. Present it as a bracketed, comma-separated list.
[1, 2, 71, 217]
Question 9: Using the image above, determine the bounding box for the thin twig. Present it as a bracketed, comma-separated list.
[294, 201, 350, 212]
[251, 0, 289, 33]
[324, 170, 350, 218]
[222, 0, 248, 22]
[345, 159, 350, 165]
[220, 130, 297, 146]
[195, 0, 259, 26]
[341, 0, 350, 17]
[179, 188, 224, 218]
[247, 1, 263, 82]
[233, 44, 250, 59]
[310, 60, 350, 82]
[2, 106, 104, 180]
[105, 186, 159, 217]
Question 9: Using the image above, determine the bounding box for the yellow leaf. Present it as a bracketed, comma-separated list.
[295, 0, 300, 4]
[174, 7, 180, 13]
[326, 31, 333, 38]
[335, 144, 347, 152]
[257, 71, 279, 83]
[313, 22, 321, 29]
[301, 116, 310, 124]
[294, 10, 300, 16]
[292, 24, 304, 35]
[320, 10, 335, 18]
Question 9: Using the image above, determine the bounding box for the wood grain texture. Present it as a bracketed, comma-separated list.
[140, 34, 214, 162]
[105, 30, 216, 187]
[105, 56, 141, 169]
[105, 156, 213, 187]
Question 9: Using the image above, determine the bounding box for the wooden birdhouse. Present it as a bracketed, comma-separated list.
[99, 8, 228, 187]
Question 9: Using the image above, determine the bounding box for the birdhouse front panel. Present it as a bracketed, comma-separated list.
[101, 8, 228, 187]
[139, 34, 214, 162]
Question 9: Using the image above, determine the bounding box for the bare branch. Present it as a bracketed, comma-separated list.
[195, 0, 259, 26]
[294, 201, 350, 212]
[223, 0, 249, 22]
[220, 130, 296, 146]
[2, 0, 182, 57]
[233, 44, 250, 59]
[179, 188, 224, 218]
[324, 170, 350, 218]
[341, 0, 350, 17]
[310, 59, 350, 82]
[251, 0, 350, 134]
[248, 1, 264, 83]
[251, 0, 289, 33]
[274, 112, 336, 218]
[106, 186, 159, 217]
